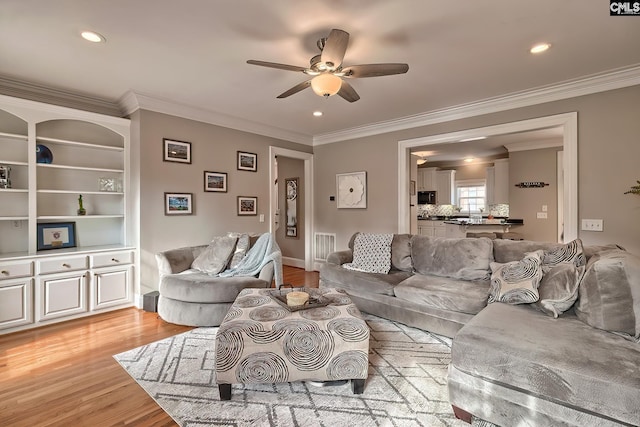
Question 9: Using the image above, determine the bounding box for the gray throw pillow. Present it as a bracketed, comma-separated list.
[575, 250, 640, 340]
[488, 250, 544, 305]
[532, 239, 586, 317]
[192, 236, 238, 275]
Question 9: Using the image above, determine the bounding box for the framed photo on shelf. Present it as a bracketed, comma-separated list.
[37, 222, 77, 251]
[204, 171, 227, 192]
[336, 171, 367, 209]
[237, 196, 257, 216]
[163, 138, 192, 164]
[165, 192, 193, 215]
[237, 151, 257, 172]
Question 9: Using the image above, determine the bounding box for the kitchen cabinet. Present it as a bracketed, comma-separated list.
[486, 159, 509, 205]
[418, 220, 446, 237]
[417, 167, 437, 191]
[436, 170, 456, 205]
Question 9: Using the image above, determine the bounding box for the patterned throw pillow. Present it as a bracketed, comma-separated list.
[343, 233, 394, 274]
[488, 250, 544, 304]
[533, 239, 586, 317]
[192, 236, 238, 275]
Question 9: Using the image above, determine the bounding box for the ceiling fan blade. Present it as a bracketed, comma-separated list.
[247, 60, 307, 73]
[321, 29, 349, 69]
[342, 63, 409, 78]
[337, 80, 360, 103]
[277, 80, 312, 98]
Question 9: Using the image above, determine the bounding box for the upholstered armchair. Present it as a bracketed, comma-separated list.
[155, 233, 282, 326]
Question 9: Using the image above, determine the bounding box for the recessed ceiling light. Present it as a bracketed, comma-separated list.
[530, 43, 551, 54]
[464, 158, 474, 163]
[81, 31, 106, 43]
[459, 136, 486, 142]
[313, 111, 323, 117]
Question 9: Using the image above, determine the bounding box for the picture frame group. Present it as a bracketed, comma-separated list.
[37, 222, 77, 251]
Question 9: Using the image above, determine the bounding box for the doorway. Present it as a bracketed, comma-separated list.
[397, 112, 578, 242]
[269, 146, 314, 271]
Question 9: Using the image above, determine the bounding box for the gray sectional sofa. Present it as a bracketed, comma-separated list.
[319, 233, 640, 426]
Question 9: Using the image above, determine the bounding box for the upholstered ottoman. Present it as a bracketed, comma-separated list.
[215, 287, 370, 400]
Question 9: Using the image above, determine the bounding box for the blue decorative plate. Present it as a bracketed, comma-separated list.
[36, 144, 53, 164]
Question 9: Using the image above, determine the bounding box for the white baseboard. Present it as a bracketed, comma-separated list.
[283, 256, 305, 269]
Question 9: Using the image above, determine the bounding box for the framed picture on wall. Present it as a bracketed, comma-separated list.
[163, 138, 192, 164]
[237, 151, 257, 172]
[237, 196, 257, 215]
[165, 192, 193, 215]
[285, 177, 298, 238]
[336, 171, 367, 209]
[204, 171, 228, 192]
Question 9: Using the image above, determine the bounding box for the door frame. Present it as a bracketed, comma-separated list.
[269, 146, 314, 271]
[397, 112, 578, 242]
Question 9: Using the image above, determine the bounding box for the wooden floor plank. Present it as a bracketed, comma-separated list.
[0, 266, 319, 427]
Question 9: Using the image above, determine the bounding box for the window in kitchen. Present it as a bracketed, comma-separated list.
[456, 180, 486, 213]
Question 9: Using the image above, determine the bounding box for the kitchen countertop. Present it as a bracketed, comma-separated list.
[443, 219, 524, 225]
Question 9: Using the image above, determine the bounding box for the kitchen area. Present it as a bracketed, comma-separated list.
[415, 158, 525, 239]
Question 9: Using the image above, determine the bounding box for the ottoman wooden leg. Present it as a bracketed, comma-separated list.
[218, 384, 231, 400]
[351, 379, 365, 394]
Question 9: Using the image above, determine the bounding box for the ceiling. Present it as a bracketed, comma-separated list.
[1, 1, 640, 145]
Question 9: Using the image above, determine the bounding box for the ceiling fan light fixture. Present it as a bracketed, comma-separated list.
[416, 157, 428, 165]
[311, 73, 342, 97]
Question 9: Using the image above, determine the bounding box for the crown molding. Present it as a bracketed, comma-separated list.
[504, 138, 563, 152]
[0, 74, 123, 117]
[312, 64, 640, 145]
[119, 91, 313, 146]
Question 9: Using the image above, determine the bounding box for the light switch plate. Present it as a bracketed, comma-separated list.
[536, 212, 548, 219]
[581, 219, 603, 231]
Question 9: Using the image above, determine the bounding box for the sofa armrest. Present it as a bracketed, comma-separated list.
[258, 260, 275, 283]
[156, 245, 207, 275]
[326, 250, 353, 266]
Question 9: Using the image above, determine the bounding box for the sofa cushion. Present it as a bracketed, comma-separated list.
[192, 236, 238, 274]
[575, 250, 640, 339]
[320, 262, 411, 296]
[343, 233, 394, 274]
[488, 250, 544, 304]
[391, 234, 413, 272]
[395, 274, 490, 315]
[451, 303, 640, 425]
[411, 236, 493, 281]
[159, 272, 268, 303]
[492, 239, 560, 263]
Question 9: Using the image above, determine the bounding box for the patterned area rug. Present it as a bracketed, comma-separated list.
[114, 314, 467, 427]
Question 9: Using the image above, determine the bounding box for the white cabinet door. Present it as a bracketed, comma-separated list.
[436, 170, 456, 205]
[0, 278, 33, 330]
[91, 266, 132, 310]
[434, 226, 447, 238]
[38, 272, 87, 321]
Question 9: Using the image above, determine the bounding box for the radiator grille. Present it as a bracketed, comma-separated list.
[314, 232, 336, 261]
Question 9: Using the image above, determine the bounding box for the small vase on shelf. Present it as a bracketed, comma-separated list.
[77, 194, 87, 216]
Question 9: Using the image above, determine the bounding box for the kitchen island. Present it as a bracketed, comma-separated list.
[443, 219, 524, 238]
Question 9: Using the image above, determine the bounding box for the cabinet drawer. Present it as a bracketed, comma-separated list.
[38, 256, 88, 275]
[0, 261, 33, 280]
[91, 251, 133, 268]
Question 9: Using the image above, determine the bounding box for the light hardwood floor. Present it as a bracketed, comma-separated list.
[0, 266, 319, 427]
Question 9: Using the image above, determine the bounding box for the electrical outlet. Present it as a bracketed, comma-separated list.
[536, 212, 548, 219]
[581, 219, 603, 231]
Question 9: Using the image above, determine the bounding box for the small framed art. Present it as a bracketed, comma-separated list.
[237, 151, 257, 172]
[37, 222, 77, 251]
[336, 171, 367, 209]
[163, 138, 192, 164]
[204, 171, 227, 192]
[237, 196, 257, 216]
[165, 192, 193, 215]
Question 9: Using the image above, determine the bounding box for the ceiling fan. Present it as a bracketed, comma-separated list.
[247, 29, 409, 102]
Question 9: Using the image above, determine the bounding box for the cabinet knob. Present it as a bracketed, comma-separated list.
[62, 263, 71, 268]
[111, 258, 119, 263]
[1, 270, 8, 275]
